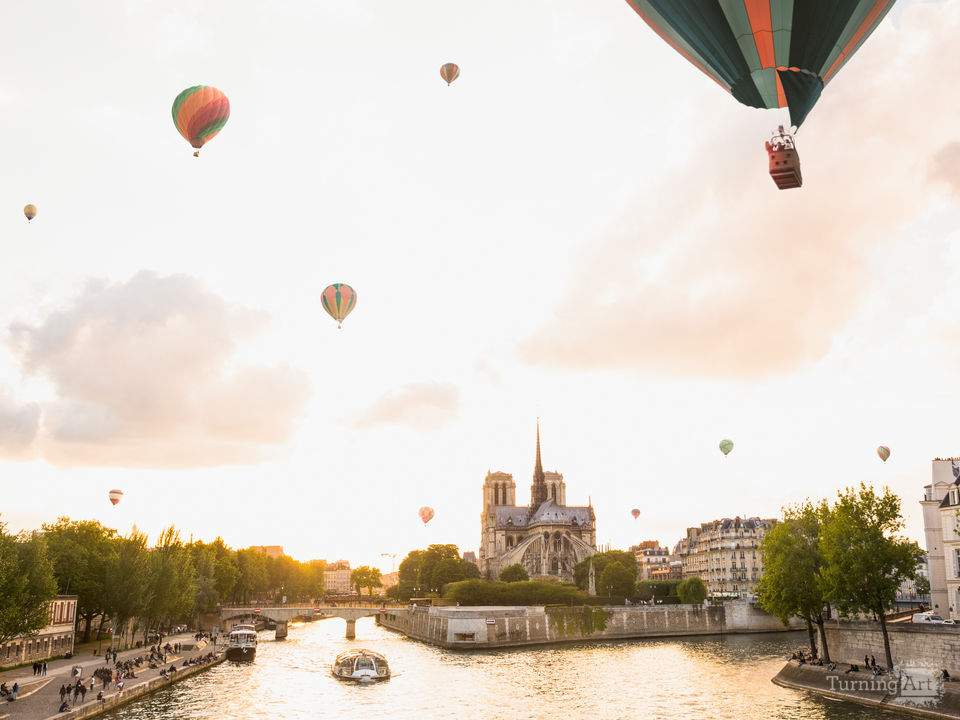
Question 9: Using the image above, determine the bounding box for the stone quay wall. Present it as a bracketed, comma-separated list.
[377, 601, 800, 649]
[825, 622, 960, 674]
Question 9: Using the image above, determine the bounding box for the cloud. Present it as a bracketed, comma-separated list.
[5, 271, 309, 468]
[343, 382, 459, 430]
[0, 386, 40, 455]
[521, 1, 960, 379]
[930, 141, 960, 195]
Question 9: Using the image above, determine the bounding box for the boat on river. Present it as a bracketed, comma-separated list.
[332, 649, 390, 682]
[226, 624, 257, 661]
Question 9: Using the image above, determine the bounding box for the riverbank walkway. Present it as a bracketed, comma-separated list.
[0, 633, 220, 720]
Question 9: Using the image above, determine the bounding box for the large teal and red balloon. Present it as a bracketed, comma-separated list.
[440, 63, 460, 86]
[877, 446, 890, 463]
[321, 284, 357, 329]
[624, 1, 896, 129]
[172, 86, 230, 156]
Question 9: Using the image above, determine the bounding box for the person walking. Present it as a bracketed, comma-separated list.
[59, 685, 66, 703]
[43, 661, 48, 676]
[12, 683, 18, 700]
[80, 683, 87, 703]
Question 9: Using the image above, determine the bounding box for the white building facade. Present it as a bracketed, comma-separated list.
[920, 458, 958, 616]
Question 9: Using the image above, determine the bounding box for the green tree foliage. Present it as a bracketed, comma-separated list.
[143, 527, 195, 637]
[432, 557, 466, 591]
[599, 561, 636, 597]
[574, 551, 638, 591]
[444, 579, 588, 606]
[0, 522, 58, 645]
[41, 518, 116, 642]
[915, 575, 931, 598]
[233, 548, 270, 604]
[385, 581, 417, 602]
[350, 566, 384, 596]
[103, 529, 151, 643]
[419, 545, 461, 594]
[757, 501, 832, 661]
[461, 560, 482, 579]
[499, 564, 530, 583]
[820, 484, 925, 669]
[677, 577, 708, 606]
[635, 580, 681, 601]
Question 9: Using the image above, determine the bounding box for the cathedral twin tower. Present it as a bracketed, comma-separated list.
[478, 421, 597, 581]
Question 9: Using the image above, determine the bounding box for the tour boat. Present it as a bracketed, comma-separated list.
[332, 649, 390, 682]
[226, 624, 257, 661]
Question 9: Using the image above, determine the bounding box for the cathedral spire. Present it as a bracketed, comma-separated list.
[530, 418, 548, 513]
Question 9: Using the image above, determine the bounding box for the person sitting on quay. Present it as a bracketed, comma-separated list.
[1, 683, 9, 697]
[845, 664, 859, 674]
[942, 669, 952, 681]
[58, 701, 70, 713]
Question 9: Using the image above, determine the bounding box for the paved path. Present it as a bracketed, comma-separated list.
[0, 634, 221, 720]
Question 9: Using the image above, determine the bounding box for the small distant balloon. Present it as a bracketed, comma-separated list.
[419, 506, 435, 525]
[631, 508, 640, 520]
[321, 284, 357, 329]
[108, 489, 124, 506]
[440, 63, 460, 86]
[877, 446, 890, 463]
[719, 439, 734, 456]
[24, 204, 37, 222]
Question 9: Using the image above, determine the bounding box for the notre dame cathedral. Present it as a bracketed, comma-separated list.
[478, 422, 597, 581]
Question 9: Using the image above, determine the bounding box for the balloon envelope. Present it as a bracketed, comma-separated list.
[418, 506, 435, 525]
[624, 0, 896, 128]
[24, 204, 37, 222]
[631, 508, 640, 519]
[321, 284, 357, 328]
[108, 489, 124, 506]
[440, 63, 460, 86]
[877, 446, 890, 462]
[172, 86, 230, 152]
[719, 439, 734, 456]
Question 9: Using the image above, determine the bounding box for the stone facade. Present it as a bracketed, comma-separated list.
[921, 458, 960, 617]
[0, 595, 77, 666]
[324, 561, 352, 594]
[478, 423, 596, 581]
[679, 516, 776, 598]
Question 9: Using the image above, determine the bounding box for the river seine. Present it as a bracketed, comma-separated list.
[100, 618, 905, 720]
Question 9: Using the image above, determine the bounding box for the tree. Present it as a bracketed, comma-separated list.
[757, 500, 832, 661]
[350, 566, 384, 596]
[419, 545, 461, 594]
[678, 577, 708, 606]
[102, 529, 151, 647]
[398, 551, 425, 593]
[915, 575, 930, 599]
[431, 558, 465, 591]
[499, 564, 529, 583]
[574, 551, 638, 591]
[461, 559, 482, 579]
[599, 561, 636, 597]
[0, 522, 58, 645]
[144, 527, 195, 635]
[41, 518, 116, 642]
[820, 484, 925, 669]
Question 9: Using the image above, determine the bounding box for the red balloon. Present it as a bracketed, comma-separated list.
[418, 506, 435, 525]
[631, 508, 640, 519]
[108, 489, 124, 506]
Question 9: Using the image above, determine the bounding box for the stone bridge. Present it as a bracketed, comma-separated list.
[220, 605, 406, 639]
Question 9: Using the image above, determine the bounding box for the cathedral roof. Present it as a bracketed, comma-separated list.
[495, 499, 592, 527]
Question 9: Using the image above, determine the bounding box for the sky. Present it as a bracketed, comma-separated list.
[2, 0, 959, 573]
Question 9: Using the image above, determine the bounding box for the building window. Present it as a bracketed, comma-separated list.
[454, 633, 476, 641]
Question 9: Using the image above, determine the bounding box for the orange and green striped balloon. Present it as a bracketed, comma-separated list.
[877, 446, 890, 463]
[440, 63, 460, 86]
[321, 284, 357, 329]
[172, 86, 230, 156]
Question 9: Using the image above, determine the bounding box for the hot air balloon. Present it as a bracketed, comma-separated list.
[624, 1, 896, 189]
[631, 508, 641, 520]
[419, 506, 435, 525]
[108, 489, 124, 506]
[719, 439, 734, 456]
[440, 63, 460, 86]
[172, 86, 230, 157]
[321, 284, 357, 329]
[877, 446, 890, 463]
[23, 204, 37, 222]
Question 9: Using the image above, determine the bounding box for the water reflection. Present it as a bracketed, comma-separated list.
[100, 617, 910, 720]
